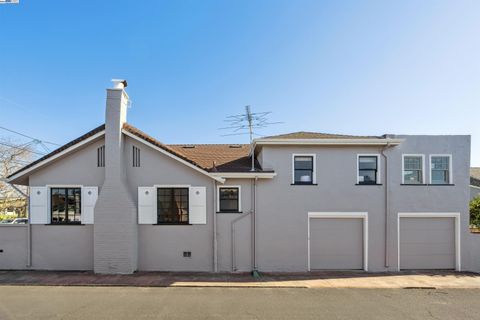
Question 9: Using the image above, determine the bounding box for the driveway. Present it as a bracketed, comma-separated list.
[1, 286, 480, 319]
[1, 270, 480, 289]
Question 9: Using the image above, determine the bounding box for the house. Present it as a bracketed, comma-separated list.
[2, 79, 480, 274]
[471, 168, 480, 200]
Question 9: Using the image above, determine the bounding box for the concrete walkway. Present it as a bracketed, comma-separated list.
[1, 270, 480, 289]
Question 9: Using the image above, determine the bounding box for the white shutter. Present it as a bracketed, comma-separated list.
[189, 186, 206, 224]
[81, 186, 98, 224]
[29, 186, 48, 224]
[138, 187, 156, 224]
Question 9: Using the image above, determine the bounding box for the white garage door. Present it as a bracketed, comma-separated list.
[309, 218, 364, 270]
[399, 217, 456, 270]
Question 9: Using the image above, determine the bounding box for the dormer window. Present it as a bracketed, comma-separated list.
[292, 154, 316, 185]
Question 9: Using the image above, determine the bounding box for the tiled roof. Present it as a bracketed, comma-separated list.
[168, 144, 261, 172]
[261, 131, 382, 140]
[471, 168, 480, 187]
[7, 124, 105, 179]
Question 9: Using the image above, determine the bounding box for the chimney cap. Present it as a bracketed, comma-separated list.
[111, 79, 128, 89]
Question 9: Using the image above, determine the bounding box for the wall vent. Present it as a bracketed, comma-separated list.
[133, 146, 141, 167]
[183, 251, 192, 258]
[97, 145, 105, 167]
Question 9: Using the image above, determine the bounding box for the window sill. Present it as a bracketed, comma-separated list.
[152, 223, 192, 226]
[355, 184, 382, 186]
[216, 211, 243, 214]
[47, 223, 84, 226]
[291, 183, 318, 186]
[401, 183, 455, 186]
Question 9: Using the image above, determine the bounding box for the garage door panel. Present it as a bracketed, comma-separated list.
[310, 218, 363, 270]
[399, 217, 455, 270]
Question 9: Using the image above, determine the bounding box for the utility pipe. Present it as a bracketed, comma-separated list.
[381, 142, 392, 268]
[212, 179, 218, 272]
[252, 177, 258, 272]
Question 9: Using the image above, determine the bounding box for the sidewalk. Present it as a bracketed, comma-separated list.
[1, 270, 479, 289]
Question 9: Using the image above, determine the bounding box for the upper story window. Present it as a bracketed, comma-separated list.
[51, 187, 81, 224]
[430, 155, 452, 184]
[357, 155, 379, 185]
[402, 155, 424, 184]
[292, 154, 316, 185]
[133, 146, 141, 167]
[157, 187, 189, 224]
[97, 145, 105, 167]
[218, 187, 240, 213]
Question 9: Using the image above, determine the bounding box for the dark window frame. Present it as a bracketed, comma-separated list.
[293, 155, 315, 185]
[218, 187, 240, 213]
[50, 187, 82, 225]
[157, 187, 189, 225]
[358, 155, 378, 185]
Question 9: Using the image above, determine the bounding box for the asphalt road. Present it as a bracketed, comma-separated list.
[0, 286, 479, 320]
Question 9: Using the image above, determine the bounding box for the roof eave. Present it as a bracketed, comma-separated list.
[254, 138, 404, 147]
[210, 172, 277, 179]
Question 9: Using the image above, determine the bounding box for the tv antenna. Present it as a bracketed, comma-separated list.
[219, 105, 282, 171]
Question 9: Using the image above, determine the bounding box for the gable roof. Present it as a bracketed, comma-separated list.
[7, 123, 265, 183]
[471, 168, 480, 187]
[7, 124, 105, 180]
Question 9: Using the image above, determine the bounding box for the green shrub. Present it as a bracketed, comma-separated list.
[470, 197, 480, 227]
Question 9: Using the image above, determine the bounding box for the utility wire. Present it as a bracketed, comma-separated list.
[0, 126, 60, 146]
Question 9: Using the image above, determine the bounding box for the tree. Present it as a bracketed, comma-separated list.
[0, 140, 33, 217]
[470, 196, 480, 227]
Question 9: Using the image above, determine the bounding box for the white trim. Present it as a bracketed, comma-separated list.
[397, 212, 461, 271]
[307, 212, 368, 271]
[209, 172, 276, 179]
[216, 185, 242, 212]
[292, 154, 317, 184]
[7, 131, 105, 183]
[471, 185, 480, 190]
[356, 154, 381, 184]
[123, 130, 225, 183]
[401, 154, 425, 184]
[429, 154, 453, 184]
[254, 138, 404, 146]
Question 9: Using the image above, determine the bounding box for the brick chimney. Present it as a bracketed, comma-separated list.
[93, 79, 138, 274]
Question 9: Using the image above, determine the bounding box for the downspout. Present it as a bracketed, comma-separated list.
[26, 186, 31, 268]
[381, 143, 391, 268]
[252, 176, 259, 275]
[213, 179, 218, 272]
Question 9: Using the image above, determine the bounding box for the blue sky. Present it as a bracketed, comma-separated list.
[1, 1, 479, 165]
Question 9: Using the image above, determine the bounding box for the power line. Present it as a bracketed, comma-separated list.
[0, 126, 60, 146]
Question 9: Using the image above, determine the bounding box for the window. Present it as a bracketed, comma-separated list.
[403, 155, 424, 184]
[430, 155, 451, 184]
[51, 187, 81, 224]
[133, 146, 141, 167]
[97, 145, 105, 167]
[218, 187, 240, 212]
[293, 155, 315, 185]
[157, 188, 189, 224]
[358, 155, 379, 185]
